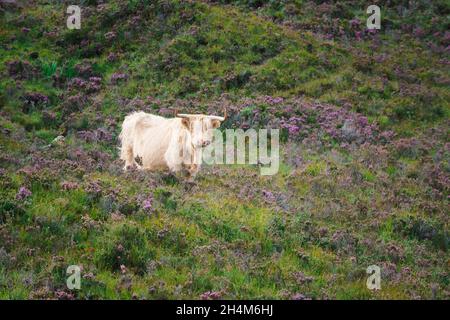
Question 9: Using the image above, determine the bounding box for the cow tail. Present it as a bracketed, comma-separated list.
[119, 112, 141, 164]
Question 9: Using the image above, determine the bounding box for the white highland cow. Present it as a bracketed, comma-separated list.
[119, 110, 225, 179]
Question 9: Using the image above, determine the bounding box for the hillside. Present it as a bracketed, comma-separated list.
[0, 0, 448, 299]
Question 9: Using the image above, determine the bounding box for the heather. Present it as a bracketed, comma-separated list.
[0, 0, 448, 299]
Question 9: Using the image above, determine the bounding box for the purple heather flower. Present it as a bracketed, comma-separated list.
[89, 77, 102, 83]
[107, 52, 118, 62]
[291, 293, 311, 300]
[200, 291, 222, 300]
[16, 186, 32, 201]
[85, 181, 102, 196]
[443, 31, 450, 43]
[357, 116, 369, 127]
[262, 190, 276, 202]
[69, 77, 87, 89]
[55, 290, 74, 300]
[142, 198, 152, 211]
[94, 128, 113, 142]
[240, 123, 250, 130]
[264, 96, 284, 105]
[104, 31, 117, 41]
[77, 128, 112, 143]
[287, 124, 300, 135]
[413, 27, 426, 38]
[158, 108, 175, 116]
[111, 72, 128, 84]
[23, 92, 49, 106]
[61, 181, 79, 191]
[349, 18, 361, 29]
[141, 195, 154, 214]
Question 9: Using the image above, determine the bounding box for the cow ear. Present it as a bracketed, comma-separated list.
[181, 118, 190, 128]
[212, 119, 221, 128]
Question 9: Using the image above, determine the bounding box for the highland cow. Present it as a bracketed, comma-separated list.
[119, 111, 225, 178]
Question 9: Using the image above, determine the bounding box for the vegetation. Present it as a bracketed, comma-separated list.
[0, 0, 448, 299]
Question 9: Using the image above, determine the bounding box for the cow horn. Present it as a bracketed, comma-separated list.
[176, 113, 192, 118]
[208, 115, 225, 121]
[206, 108, 227, 121]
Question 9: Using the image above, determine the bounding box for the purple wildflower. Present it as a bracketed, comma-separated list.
[264, 96, 284, 105]
[16, 186, 32, 201]
[142, 199, 152, 210]
[77, 128, 112, 143]
[200, 291, 222, 300]
[287, 124, 300, 135]
[141, 194, 154, 214]
[104, 31, 117, 41]
[107, 52, 118, 62]
[111, 72, 128, 84]
[89, 76, 102, 83]
[61, 181, 79, 191]
[349, 18, 361, 29]
[262, 190, 276, 202]
[291, 293, 311, 300]
[85, 181, 102, 196]
[55, 290, 74, 300]
[69, 77, 87, 89]
[413, 27, 426, 38]
[23, 92, 49, 109]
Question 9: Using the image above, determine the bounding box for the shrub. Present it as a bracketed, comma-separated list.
[95, 223, 155, 274]
[393, 216, 449, 251]
[0, 199, 26, 223]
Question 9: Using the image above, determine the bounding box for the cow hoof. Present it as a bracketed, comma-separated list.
[123, 163, 137, 171]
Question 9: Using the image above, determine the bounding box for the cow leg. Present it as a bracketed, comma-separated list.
[166, 149, 183, 174]
[187, 164, 198, 179]
[120, 145, 134, 171]
[183, 167, 197, 190]
[133, 155, 144, 170]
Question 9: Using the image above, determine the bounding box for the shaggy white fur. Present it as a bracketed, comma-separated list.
[119, 111, 223, 178]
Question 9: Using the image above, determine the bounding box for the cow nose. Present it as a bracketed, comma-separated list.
[201, 140, 210, 147]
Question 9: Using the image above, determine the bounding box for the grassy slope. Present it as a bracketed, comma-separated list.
[0, 0, 448, 299]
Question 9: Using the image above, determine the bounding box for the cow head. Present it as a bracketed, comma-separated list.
[177, 110, 226, 149]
